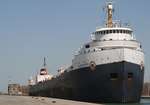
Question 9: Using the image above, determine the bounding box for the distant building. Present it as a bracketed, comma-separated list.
[8, 84, 29, 96]
[142, 82, 150, 96]
[28, 77, 35, 86]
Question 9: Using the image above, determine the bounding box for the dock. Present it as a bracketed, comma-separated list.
[0, 95, 100, 105]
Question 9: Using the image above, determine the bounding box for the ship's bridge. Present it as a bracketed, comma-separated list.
[92, 27, 134, 41]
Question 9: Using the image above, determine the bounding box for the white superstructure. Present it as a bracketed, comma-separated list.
[35, 57, 53, 84]
[69, 2, 144, 71]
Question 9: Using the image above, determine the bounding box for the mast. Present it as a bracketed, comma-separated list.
[40, 57, 48, 75]
[43, 57, 46, 67]
[106, 2, 113, 28]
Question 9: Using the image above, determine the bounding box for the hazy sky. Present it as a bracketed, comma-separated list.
[0, 0, 150, 92]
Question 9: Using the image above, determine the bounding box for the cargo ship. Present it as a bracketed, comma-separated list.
[29, 2, 144, 103]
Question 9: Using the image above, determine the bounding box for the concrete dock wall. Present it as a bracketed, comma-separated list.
[0, 95, 100, 105]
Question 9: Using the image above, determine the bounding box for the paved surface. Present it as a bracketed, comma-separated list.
[0, 95, 100, 105]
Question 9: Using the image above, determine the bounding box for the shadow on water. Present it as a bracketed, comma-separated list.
[104, 99, 150, 105]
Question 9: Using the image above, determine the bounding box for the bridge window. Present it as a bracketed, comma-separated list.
[106, 30, 108, 34]
[117, 30, 119, 33]
[123, 30, 126, 33]
[104, 31, 106, 34]
[110, 30, 112, 33]
[113, 30, 116, 33]
[120, 30, 123, 33]
[129, 31, 132, 34]
[102, 31, 104, 34]
[100, 31, 102, 35]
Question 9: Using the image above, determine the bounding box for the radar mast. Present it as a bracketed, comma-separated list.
[106, 2, 113, 28]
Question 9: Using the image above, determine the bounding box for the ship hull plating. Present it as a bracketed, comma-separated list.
[29, 61, 144, 103]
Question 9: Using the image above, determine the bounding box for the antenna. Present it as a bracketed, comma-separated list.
[43, 57, 46, 67]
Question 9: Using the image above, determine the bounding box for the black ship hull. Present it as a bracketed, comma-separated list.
[29, 61, 144, 103]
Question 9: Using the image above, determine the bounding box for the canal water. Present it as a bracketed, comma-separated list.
[105, 99, 150, 105]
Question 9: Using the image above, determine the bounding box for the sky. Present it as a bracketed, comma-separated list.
[0, 0, 150, 92]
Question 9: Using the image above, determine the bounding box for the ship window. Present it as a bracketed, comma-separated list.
[100, 31, 102, 35]
[117, 30, 119, 33]
[85, 44, 90, 48]
[104, 31, 106, 34]
[110, 73, 118, 80]
[70, 66, 73, 69]
[102, 31, 105, 35]
[140, 44, 142, 48]
[128, 73, 133, 80]
[113, 30, 116, 33]
[120, 30, 123, 33]
[127, 30, 129, 34]
[108, 30, 110, 34]
[128, 30, 130, 34]
[106, 30, 108, 34]
[110, 30, 112, 33]
[123, 30, 126, 33]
